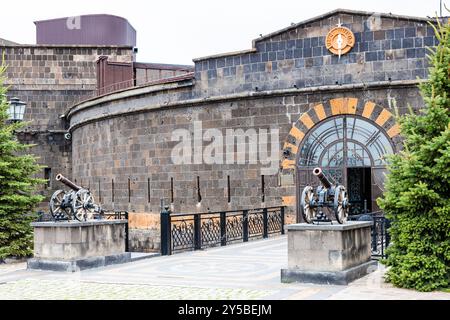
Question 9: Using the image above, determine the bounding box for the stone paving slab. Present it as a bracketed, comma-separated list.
[0, 236, 449, 300]
[0, 279, 274, 300]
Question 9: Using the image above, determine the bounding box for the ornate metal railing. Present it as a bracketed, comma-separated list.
[348, 211, 390, 259]
[161, 206, 285, 255]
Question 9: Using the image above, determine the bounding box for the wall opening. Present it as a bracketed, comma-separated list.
[227, 175, 231, 203]
[261, 175, 265, 202]
[44, 168, 51, 188]
[197, 176, 202, 203]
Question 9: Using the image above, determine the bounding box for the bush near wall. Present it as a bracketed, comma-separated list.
[0, 59, 45, 260]
[378, 17, 450, 291]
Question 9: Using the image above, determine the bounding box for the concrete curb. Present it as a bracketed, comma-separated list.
[27, 252, 131, 272]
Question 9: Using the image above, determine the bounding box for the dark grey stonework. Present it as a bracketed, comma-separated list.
[129, 229, 160, 252]
[193, 12, 437, 98]
[69, 86, 419, 222]
[0, 45, 134, 208]
[4, 10, 440, 251]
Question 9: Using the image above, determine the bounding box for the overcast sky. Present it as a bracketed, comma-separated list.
[0, 0, 445, 65]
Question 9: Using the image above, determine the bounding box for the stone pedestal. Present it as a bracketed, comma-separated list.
[28, 220, 130, 272]
[281, 221, 377, 285]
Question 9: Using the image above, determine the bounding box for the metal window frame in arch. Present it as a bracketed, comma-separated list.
[296, 114, 395, 218]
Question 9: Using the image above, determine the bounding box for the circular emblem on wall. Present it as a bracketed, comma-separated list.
[325, 25, 355, 57]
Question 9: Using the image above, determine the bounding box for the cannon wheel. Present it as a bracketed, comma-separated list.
[71, 189, 95, 221]
[300, 186, 316, 224]
[334, 185, 348, 224]
[49, 190, 70, 220]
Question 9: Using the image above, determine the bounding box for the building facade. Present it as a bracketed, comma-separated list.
[2, 9, 440, 251]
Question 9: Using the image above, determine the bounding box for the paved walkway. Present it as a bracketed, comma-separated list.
[0, 236, 449, 300]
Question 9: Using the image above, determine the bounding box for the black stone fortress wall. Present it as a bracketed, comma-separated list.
[193, 9, 437, 96]
[66, 9, 438, 251]
[0, 45, 134, 208]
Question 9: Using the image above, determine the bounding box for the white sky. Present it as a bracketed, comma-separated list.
[0, 0, 445, 65]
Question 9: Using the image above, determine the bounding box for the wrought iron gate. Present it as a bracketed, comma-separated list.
[160, 206, 285, 255]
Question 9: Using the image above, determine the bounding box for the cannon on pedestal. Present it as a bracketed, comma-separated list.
[49, 174, 102, 221]
[300, 167, 349, 224]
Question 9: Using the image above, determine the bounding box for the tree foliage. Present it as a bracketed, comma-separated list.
[378, 17, 450, 291]
[0, 58, 45, 260]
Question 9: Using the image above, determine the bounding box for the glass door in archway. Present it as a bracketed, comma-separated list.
[296, 115, 394, 221]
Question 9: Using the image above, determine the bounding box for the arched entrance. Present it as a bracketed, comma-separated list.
[296, 115, 394, 220]
[280, 98, 400, 222]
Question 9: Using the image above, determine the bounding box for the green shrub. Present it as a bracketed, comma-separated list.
[378, 17, 450, 292]
[0, 57, 45, 260]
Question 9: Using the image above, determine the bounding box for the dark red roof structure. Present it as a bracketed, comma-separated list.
[34, 14, 136, 46]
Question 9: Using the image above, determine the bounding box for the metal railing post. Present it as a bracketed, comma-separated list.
[280, 206, 285, 235]
[385, 217, 390, 249]
[263, 208, 268, 238]
[125, 211, 129, 252]
[372, 218, 378, 252]
[243, 210, 249, 242]
[160, 205, 172, 255]
[194, 214, 202, 250]
[220, 212, 227, 246]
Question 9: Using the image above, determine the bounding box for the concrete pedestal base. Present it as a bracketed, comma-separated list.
[281, 221, 376, 285]
[28, 220, 128, 272]
[281, 260, 377, 285]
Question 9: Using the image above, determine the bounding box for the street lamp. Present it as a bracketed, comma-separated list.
[7, 97, 26, 122]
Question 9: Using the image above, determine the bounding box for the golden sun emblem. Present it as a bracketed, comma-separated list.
[325, 21, 355, 58]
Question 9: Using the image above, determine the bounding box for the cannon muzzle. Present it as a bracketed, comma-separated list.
[313, 167, 332, 189]
[56, 174, 82, 191]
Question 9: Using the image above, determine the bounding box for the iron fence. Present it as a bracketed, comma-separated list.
[348, 211, 390, 259]
[161, 206, 285, 255]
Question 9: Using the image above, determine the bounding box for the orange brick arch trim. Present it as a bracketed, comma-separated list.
[281, 97, 400, 171]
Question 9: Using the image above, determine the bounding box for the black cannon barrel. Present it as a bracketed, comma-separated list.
[312, 167, 332, 189]
[56, 174, 82, 191]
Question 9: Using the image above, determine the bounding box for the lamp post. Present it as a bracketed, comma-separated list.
[7, 97, 26, 123]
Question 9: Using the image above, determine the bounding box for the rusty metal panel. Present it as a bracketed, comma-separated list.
[34, 14, 136, 46]
[96, 57, 133, 95]
[133, 62, 194, 86]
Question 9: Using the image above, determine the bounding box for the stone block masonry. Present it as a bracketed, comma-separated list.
[28, 220, 130, 272]
[281, 221, 377, 285]
[38, 9, 440, 252]
[193, 12, 435, 97]
[70, 86, 420, 222]
[0, 44, 134, 205]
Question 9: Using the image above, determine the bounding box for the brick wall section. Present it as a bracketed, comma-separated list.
[16, 131, 71, 211]
[71, 86, 422, 223]
[1, 46, 134, 130]
[194, 13, 436, 96]
[0, 45, 134, 202]
[64, 11, 436, 251]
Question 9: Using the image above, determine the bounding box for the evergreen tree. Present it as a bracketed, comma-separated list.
[378, 17, 450, 291]
[0, 58, 45, 260]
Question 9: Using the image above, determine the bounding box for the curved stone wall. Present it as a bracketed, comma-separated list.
[70, 84, 419, 217]
[66, 9, 435, 251]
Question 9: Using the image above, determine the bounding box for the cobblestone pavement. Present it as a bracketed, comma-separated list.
[0, 236, 449, 300]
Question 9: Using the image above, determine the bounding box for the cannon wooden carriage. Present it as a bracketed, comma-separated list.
[300, 167, 349, 224]
[49, 174, 102, 221]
